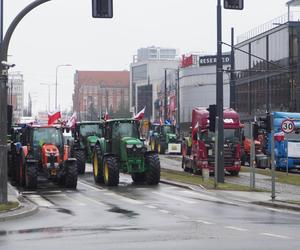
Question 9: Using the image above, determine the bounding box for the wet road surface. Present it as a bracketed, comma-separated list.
[1, 163, 300, 249]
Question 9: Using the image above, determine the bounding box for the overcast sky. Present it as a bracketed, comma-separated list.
[3, 0, 295, 115]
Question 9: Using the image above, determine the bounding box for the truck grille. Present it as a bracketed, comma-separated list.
[208, 145, 235, 167]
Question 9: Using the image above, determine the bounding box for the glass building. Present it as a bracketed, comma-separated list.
[235, 18, 300, 121]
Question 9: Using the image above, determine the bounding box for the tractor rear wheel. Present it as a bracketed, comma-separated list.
[131, 172, 146, 183]
[74, 150, 86, 174]
[103, 156, 119, 186]
[25, 162, 38, 190]
[93, 145, 104, 184]
[146, 154, 160, 185]
[65, 162, 78, 189]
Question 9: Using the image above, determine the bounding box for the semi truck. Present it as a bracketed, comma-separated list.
[182, 107, 242, 176]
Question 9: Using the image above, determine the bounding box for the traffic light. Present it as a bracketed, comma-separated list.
[92, 0, 113, 18]
[259, 113, 271, 133]
[224, 0, 244, 10]
[207, 104, 217, 132]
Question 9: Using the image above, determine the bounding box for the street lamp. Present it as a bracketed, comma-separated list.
[40, 83, 55, 112]
[55, 64, 71, 110]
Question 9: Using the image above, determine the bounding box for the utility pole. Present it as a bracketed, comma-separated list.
[177, 67, 180, 135]
[230, 27, 235, 109]
[0, 0, 52, 204]
[164, 69, 167, 121]
[216, 0, 224, 183]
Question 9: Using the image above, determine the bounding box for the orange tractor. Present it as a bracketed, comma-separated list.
[10, 125, 77, 189]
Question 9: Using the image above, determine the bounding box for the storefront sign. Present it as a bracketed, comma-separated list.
[199, 55, 231, 66]
[181, 54, 197, 68]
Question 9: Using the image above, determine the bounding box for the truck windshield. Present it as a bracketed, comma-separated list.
[33, 128, 62, 147]
[80, 124, 102, 137]
[224, 129, 241, 142]
[112, 122, 139, 139]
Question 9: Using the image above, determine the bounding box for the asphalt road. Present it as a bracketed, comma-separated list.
[1, 163, 300, 250]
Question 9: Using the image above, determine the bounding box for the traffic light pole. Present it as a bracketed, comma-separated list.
[216, 0, 224, 183]
[0, 0, 51, 204]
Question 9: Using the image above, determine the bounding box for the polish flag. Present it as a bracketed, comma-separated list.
[67, 112, 77, 128]
[104, 109, 110, 121]
[48, 111, 61, 125]
[134, 106, 145, 121]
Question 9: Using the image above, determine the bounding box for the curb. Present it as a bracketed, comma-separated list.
[160, 179, 195, 190]
[0, 202, 39, 222]
[253, 201, 300, 212]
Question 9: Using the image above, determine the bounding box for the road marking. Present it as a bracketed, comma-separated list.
[265, 207, 281, 212]
[158, 209, 170, 214]
[175, 215, 190, 220]
[77, 180, 104, 191]
[225, 226, 248, 231]
[103, 192, 144, 205]
[152, 191, 196, 204]
[261, 233, 291, 239]
[145, 205, 157, 209]
[26, 194, 54, 207]
[196, 219, 215, 225]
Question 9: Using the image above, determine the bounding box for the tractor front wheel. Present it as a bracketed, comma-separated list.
[25, 162, 38, 190]
[146, 154, 160, 185]
[93, 145, 104, 183]
[103, 156, 119, 186]
[74, 150, 86, 174]
[65, 162, 78, 189]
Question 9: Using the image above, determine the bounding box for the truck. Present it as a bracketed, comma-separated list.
[92, 118, 160, 186]
[11, 125, 77, 189]
[149, 122, 181, 154]
[71, 121, 103, 174]
[181, 107, 242, 176]
[267, 111, 300, 171]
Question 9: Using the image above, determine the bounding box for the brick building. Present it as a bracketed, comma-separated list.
[73, 70, 130, 121]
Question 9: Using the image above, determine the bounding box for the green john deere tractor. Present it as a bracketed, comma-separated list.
[71, 121, 103, 174]
[92, 118, 160, 186]
[151, 124, 181, 154]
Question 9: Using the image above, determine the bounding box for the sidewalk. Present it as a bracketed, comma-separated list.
[0, 183, 38, 222]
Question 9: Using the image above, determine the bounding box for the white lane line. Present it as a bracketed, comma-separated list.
[159, 209, 170, 214]
[265, 207, 281, 212]
[261, 233, 291, 239]
[77, 181, 104, 191]
[225, 226, 248, 232]
[145, 205, 157, 209]
[103, 192, 144, 205]
[152, 191, 196, 204]
[196, 219, 215, 225]
[26, 194, 54, 207]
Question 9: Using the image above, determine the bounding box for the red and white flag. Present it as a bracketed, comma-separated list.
[134, 106, 145, 121]
[66, 112, 77, 128]
[48, 111, 61, 125]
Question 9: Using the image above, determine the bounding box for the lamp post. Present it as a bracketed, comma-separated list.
[55, 64, 71, 110]
[40, 83, 54, 112]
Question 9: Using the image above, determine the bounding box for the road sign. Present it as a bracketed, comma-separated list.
[281, 119, 295, 133]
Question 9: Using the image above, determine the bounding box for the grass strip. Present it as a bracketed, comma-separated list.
[0, 201, 19, 212]
[240, 166, 300, 186]
[161, 169, 261, 191]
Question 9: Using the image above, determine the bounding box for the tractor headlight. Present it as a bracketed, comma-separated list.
[126, 144, 134, 149]
[136, 144, 142, 148]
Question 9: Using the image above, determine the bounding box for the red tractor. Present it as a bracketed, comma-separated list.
[182, 107, 242, 176]
[10, 125, 77, 189]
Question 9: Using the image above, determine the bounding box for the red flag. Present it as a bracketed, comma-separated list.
[48, 111, 61, 125]
[134, 106, 145, 121]
[67, 112, 77, 128]
[104, 109, 110, 121]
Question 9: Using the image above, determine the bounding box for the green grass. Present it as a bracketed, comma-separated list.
[240, 166, 300, 186]
[0, 201, 19, 212]
[161, 169, 261, 191]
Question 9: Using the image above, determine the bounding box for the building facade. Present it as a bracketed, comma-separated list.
[130, 46, 180, 121]
[73, 71, 130, 121]
[7, 72, 24, 122]
[235, 14, 300, 121]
